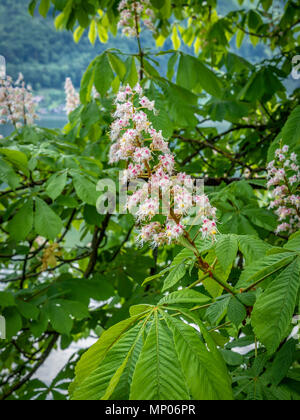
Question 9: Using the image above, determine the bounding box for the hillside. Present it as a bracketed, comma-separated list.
[0, 0, 142, 90]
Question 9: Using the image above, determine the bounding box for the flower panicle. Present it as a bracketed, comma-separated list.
[109, 84, 218, 247]
[0, 73, 38, 129]
[118, 0, 155, 37]
[267, 145, 300, 235]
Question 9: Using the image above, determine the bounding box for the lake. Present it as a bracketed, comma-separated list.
[0, 114, 67, 137]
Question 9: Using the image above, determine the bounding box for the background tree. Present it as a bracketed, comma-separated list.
[0, 0, 299, 401]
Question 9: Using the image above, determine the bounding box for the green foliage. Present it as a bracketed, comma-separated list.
[0, 0, 299, 402]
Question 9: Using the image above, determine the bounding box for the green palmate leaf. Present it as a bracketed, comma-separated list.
[94, 53, 114, 97]
[16, 300, 39, 320]
[0, 157, 20, 189]
[72, 173, 98, 206]
[34, 198, 63, 240]
[164, 313, 233, 400]
[227, 296, 247, 328]
[171, 26, 181, 50]
[70, 315, 143, 398]
[251, 258, 300, 354]
[0, 292, 15, 308]
[206, 296, 231, 325]
[176, 54, 223, 97]
[7, 199, 34, 241]
[267, 339, 296, 386]
[238, 235, 272, 266]
[58, 300, 90, 321]
[159, 289, 211, 306]
[3, 307, 22, 340]
[124, 57, 138, 88]
[47, 301, 73, 335]
[39, 0, 50, 17]
[80, 59, 96, 104]
[88, 19, 97, 45]
[0, 149, 29, 176]
[107, 53, 126, 81]
[221, 349, 244, 366]
[284, 231, 300, 252]
[216, 234, 238, 272]
[268, 105, 300, 161]
[72, 323, 144, 400]
[130, 313, 190, 400]
[46, 172, 68, 201]
[242, 208, 277, 232]
[129, 304, 153, 317]
[162, 263, 186, 292]
[238, 252, 296, 288]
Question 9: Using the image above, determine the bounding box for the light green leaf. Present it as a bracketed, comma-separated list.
[164, 313, 233, 400]
[94, 53, 114, 97]
[129, 305, 153, 317]
[159, 289, 211, 306]
[70, 315, 143, 398]
[227, 296, 247, 328]
[39, 0, 50, 17]
[47, 301, 73, 335]
[238, 252, 296, 288]
[162, 263, 186, 292]
[284, 231, 300, 252]
[0, 292, 15, 308]
[46, 172, 67, 201]
[16, 300, 39, 321]
[130, 313, 190, 400]
[171, 26, 181, 50]
[216, 235, 238, 272]
[7, 199, 34, 241]
[72, 173, 97, 206]
[34, 198, 63, 240]
[251, 259, 300, 354]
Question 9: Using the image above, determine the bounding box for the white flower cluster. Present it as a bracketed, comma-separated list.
[0, 73, 38, 129]
[267, 145, 300, 234]
[65, 77, 80, 115]
[109, 84, 218, 247]
[118, 0, 155, 37]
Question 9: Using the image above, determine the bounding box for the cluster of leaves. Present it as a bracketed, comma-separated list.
[0, 0, 299, 401]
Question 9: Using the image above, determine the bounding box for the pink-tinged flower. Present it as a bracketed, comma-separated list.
[276, 223, 291, 234]
[133, 111, 150, 132]
[118, 0, 155, 37]
[201, 219, 218, 239]
[165, 221, 184, 244]
[282, 145, 289, 153]
[140, 96, 155, 111]
[134, 84, 143, 96]
[133, 147, 151, 163]
[136, 198, 160, 221]
[150, 129, 170, 153]
[289, 175, 298, 185]
[290, 153, 297, 162]
[160, 154, 175, 174]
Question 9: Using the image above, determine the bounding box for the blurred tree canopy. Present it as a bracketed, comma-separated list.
[0, 0, 299, 401]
